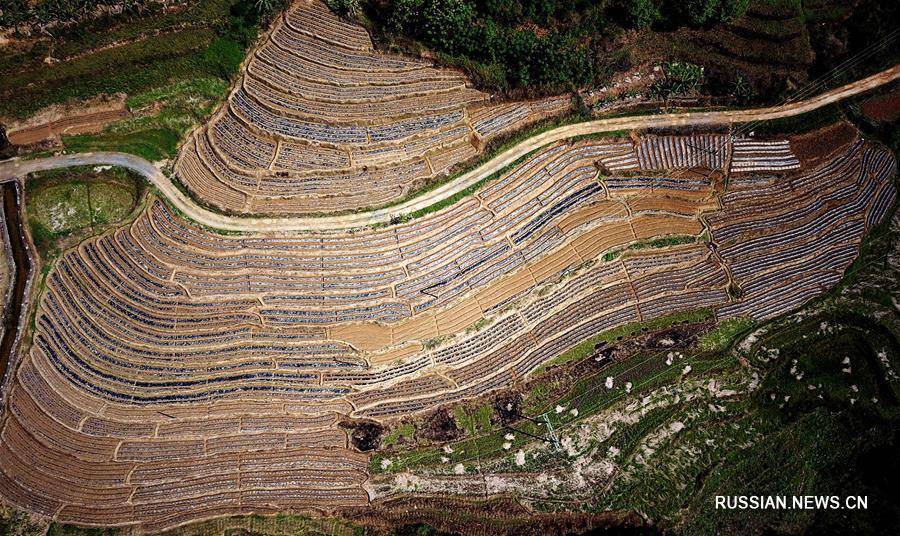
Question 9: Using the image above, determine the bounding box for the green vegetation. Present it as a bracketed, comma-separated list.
[0, 0, 271, 120]
[382, 423, 416, 448]
[369, 177, 900, 533]
[534, 308, 713, 375]
[748, 103, 845, 137]
[650, 61, 705, 99]
[61, 78, 230, 161]
[671, 311, 900, 535]
[628, 234, 698, 250]
[599, 233, 698, 263]
[698, 316, 755, 352]
[25, 165, 145, 262]
[47, 522, 118, 536]
[326, 0, 361, 18]
[369, 0, 747, 92]
[1, 0, 160, 31]
[0, 506, 44, 536]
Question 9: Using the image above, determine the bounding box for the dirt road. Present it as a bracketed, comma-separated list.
[2, 64, 898, 233]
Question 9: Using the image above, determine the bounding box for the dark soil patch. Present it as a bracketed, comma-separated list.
[790, 121, 858, 169]
[340, 420, 383, 452]
[492, 392, 523, 426]
[418, 408, 462, 443]
[644, 323, 706, 350]
[861, 90, 900, 122]
[0, 129, 15, 160]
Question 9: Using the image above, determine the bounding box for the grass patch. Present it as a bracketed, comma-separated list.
[627, 235, 698, 250]
[25, 165, 144, 262]
[698, 317, 756, 352]
[382, 423, 416, 448]
[533, 308, 712, 375]
[61, 78, 230, 162]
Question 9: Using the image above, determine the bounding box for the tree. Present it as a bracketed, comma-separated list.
[626, 0, 662, 29]
[680, 0, 749, 26]
[253, 0, 289, 22]
[682, 0, 720, 26]
[326, 0, 361, 19]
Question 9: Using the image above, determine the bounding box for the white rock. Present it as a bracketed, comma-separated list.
[515, 450, 526, 466]
[453, 463, 465, 474]
[380, 458, 393, 470]
[605, 376, 614, 389]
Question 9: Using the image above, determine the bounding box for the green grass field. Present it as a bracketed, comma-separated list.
[25, 166, 144, 262]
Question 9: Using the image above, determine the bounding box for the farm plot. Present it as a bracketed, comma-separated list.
[0, 120, 894, 530]
[173, 0, 570, 216]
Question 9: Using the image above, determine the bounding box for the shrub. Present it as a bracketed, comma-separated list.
[326, 0, 361, 19]
[627, 0, 663, 29]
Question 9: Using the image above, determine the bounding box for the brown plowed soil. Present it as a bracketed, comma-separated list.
[861, 90, 900, 122]
[4, 94, 128, 145]
[790, 121, 858, 169]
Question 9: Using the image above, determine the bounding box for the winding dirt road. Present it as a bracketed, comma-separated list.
[2, 64, 898, 233]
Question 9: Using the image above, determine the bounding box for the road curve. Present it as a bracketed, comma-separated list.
[2, 64, 898, 233]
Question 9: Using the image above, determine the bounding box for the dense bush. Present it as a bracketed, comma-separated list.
[373, 0, 750, 93]
[326, 0, 361, 18]
[678, 0, 749, 26]
[383, 0, 602, 92]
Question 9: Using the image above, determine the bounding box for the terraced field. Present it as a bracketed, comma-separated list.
[0, 118, 895, 530]
[174, 0, 570, 215]
[0, 1, 897, 533]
